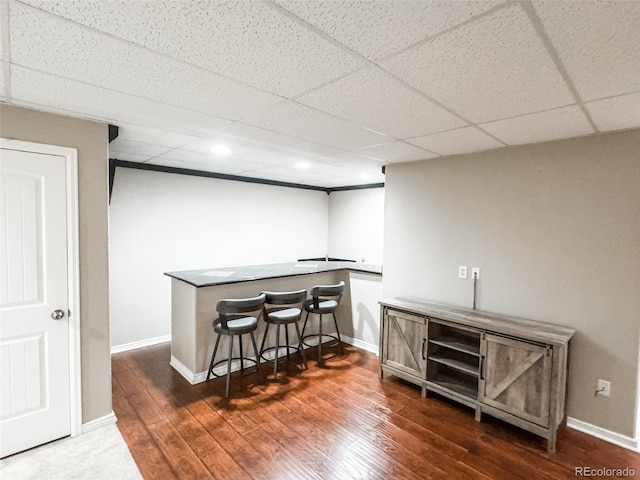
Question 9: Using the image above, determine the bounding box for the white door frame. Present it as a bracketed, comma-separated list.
[0, 138, 82, 437]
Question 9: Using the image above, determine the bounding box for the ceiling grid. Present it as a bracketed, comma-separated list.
[1, 0, 638, 187]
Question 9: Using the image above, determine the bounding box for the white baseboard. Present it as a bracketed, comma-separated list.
[342, 334, 379, 355]
[82, 411, 117, 434]
[169, 333, 378, 385]
[170, 355, 200, 385]
[110, 334, 171, 354]
[567, 417, 639, 452]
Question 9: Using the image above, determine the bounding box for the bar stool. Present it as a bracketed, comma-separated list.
[206, 293, 265, 398]
[301, 281, 345, 364]
[259, 289, 308, 378]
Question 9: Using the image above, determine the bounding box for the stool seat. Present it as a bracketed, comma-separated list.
[304, 299, 338, 313]
[213, 316, 258, 335]
[266, 307, 302, 324]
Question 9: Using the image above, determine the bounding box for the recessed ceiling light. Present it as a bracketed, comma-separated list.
[210, 144, 231, 156]
[295, 161, 310, 169]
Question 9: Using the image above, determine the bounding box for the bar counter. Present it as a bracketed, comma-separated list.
[165, 261, 382, 384]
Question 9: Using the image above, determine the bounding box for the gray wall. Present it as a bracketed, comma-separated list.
[0, 104, 111, 424]
[383, 129, 640, 438]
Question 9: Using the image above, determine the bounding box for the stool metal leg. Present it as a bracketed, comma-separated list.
[225, 335, 233, 398]
[294, 321, 307, 370]
[250, 332, 264, 382]
[318, 314, 323, 363]
[238, 335, 244, 371]
[301, 311, 310, 338]
[332, 312, 344, 355]
[207, 333, 221, 381]
[259, 321, 270, 359]
[274, 324, 281, 377]
[285, 325, 291, 359]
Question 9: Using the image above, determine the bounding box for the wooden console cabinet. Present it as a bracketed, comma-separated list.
[379, 297, 575, 452]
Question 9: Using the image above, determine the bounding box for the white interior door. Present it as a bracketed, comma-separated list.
[0, 147, 72, 458]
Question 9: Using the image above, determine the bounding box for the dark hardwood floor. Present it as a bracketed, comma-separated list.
[112, 342, 639, 479]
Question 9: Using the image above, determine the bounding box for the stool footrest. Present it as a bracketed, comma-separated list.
[260, 345, 303, 363]
[301, 333, 341, 349]
[208, 356, 260, 378]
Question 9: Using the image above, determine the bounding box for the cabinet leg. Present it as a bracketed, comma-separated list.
[421, 385, 427, 397]
[475, 406, 482, 422]
[547, 430, 557, 453]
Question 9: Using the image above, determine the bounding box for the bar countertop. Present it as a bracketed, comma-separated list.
[165, 261, 382, 288]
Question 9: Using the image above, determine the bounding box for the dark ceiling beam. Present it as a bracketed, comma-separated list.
[108, 124, 119, 143]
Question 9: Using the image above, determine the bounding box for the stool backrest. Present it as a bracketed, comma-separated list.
[216, 293, 266, 328]
[262, 289, 307, 306]
[309, 281, 345, 309]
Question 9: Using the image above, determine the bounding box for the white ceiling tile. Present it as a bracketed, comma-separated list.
[178, 137, 311, 167]
[146, 158, 245, 176]
[586, 92, 640, 133]
[109, 138, 172, 157]
[249, 165, 330, 182]
[116, 124, 199, 149]
[380, 4, 575, 123]
[274, 0, 505, 61]
[480, 106, 594, 145]
[332, 171, 386, 185]
[221, 123, 341, 158]
[158, 149, 278, 174]
[355, 141, 438, 163]
[408, 126, 503, 156]
[297, 66, 465, 139]
[242, 101, 391, 151]
[155, 149, 220, 164]
[9, 3, 283, 121]
[10, 65, 233, 135]
[19, 0, 365, 97]
[156, 149, 271, 172]
[321, 152, 385, 173]
[533, 1, 640, 101]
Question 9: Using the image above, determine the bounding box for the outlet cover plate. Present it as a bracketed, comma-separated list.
[458, 266, 468, 279]
[597, 379, 611, 397]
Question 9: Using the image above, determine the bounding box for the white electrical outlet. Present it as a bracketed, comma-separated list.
[596, 379, 611, 397]
[471, 267, 480, 279]
[458, 266, 468, 279]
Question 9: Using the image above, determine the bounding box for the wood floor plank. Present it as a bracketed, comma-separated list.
[112, 343, 640, 480]
[146, 420, 214, 479]
[112, 379, 178, 479]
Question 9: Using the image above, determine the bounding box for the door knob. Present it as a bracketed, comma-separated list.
[51, 309, 66, 320]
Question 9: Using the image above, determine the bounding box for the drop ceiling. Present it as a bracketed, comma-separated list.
[1, 1, 639, 188]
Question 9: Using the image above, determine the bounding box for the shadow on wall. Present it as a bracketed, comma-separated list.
[354, 302, 379, 345]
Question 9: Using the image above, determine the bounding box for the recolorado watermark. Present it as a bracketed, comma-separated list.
[575, 466, 636, 477]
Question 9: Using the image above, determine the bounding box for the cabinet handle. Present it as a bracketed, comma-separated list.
[479, 355, 485, 380]
[421, 338, 426, 360]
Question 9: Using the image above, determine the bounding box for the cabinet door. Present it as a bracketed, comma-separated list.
[480, 334, 551, 427]
[382, 309, 426, 379]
